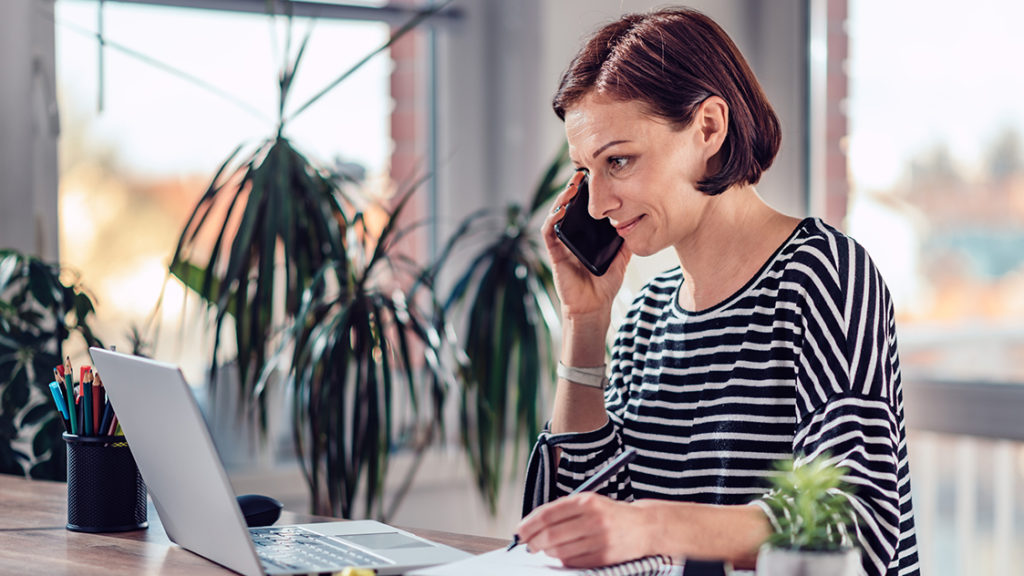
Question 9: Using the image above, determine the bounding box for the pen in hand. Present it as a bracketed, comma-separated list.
[506, 447, 638, 551]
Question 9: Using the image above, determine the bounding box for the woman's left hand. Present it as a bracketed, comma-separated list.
[515, 492, 654, 568]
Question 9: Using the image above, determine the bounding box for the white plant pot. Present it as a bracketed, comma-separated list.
[755, 545, 860, 576]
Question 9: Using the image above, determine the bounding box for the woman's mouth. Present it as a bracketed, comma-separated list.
[613, 215, 643, 236]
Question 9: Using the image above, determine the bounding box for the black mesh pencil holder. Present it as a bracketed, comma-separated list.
[64, 433, 149, 533]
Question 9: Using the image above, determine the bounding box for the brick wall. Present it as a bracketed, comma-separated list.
[824, 0, 850, 227]
[388, 2, 430, 266]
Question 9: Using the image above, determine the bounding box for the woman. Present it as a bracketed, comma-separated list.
[516, 8, 919, 576]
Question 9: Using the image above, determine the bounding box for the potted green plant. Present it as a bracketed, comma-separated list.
[432, 144, 571, 512]
[168, 7, 441, 429]
[166, 0, 571, 519]
[282, 177, 454, 519]
[756, 455, 860, 576]
[0, 249, 103, 480]
[272, 143, 570, 519]
[166, 5, 456, 520]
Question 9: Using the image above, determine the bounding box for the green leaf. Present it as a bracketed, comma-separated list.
[169, 260, 235, 318]
[763, 454, 855, 550]
[170, 143, 244, 260]
[21, 402, 54, 427]
[0, 413, 19, 442]
[2, 364, 30, 414]
[280, 195, 453, 517]
[435, 143, 570, 511]
[171, 134, 349, 437]
[0, 252, 22, 292]
[278, 25, 313, 117]
[31, 413, 58, 457]
[29, 453, 67, 481]
[0, 248, 100, 478]
[27, 260, 59, 309]
[29, 416, 67, 480]
[286, 1, 454, 122]
[528, 142, 571, 216]
[0, 443, 26, 476]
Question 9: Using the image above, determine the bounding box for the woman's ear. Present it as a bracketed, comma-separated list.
[696, 96, 729, 160]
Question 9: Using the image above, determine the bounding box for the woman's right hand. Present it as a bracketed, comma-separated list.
[542, 171, 630, 324]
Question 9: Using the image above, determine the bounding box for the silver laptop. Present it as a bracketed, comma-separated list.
[90, 348, 471, 576]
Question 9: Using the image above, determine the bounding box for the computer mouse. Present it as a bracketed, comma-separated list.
[236, 494, 283, 527]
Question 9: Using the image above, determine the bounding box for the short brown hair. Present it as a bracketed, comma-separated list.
[553, 8, 781, 196]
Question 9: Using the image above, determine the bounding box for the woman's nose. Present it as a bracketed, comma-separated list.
[587, 176, 618, 220]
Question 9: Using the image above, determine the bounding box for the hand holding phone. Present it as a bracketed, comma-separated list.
[553, 173, 624, 276]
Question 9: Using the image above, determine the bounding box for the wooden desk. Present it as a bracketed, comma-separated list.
[0, 475, 505, 575]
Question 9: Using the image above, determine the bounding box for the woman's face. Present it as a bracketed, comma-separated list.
[564, 92, 715, 257]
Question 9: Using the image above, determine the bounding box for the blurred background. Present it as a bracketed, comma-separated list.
[2, 1, 1023, 574]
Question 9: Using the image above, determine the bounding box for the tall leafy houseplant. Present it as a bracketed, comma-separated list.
[281, 144, 570, 518]
[168, 8, 440, 426]
[167, 6, 452, 519]
[285, 180, 451, 519]
[756, 455, 860, 576]
[0, 250, 103, 480]
[437, 145, 571, 512]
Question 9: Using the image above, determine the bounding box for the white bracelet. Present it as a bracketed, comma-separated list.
[557, 362, 608, 390]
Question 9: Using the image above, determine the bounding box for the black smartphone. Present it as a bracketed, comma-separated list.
[553, 173, 624, 276]
[681, 560, 730, 576]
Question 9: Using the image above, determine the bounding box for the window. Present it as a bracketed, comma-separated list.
[847, 0, 1024, 382]
[847, 2, 1024, 574]
[55, 0, 392, 382]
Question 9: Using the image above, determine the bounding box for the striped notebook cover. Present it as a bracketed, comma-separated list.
[578, 554, 674, 575]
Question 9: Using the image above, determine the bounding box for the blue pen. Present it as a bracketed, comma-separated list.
[48, 381, 71, 433]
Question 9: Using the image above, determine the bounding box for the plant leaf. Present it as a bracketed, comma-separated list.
[528, 142, 571, 216]
[286, 1, 454, 122]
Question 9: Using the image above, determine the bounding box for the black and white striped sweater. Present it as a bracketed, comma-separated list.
[523, 218, 920, 576]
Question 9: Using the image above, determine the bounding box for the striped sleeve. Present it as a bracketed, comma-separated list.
[520, 421, 633, 516]
[756, 229, 908, 576]
[520, 291, 652, 516]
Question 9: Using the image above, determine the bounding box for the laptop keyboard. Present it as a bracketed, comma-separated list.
[251, 526, 391, 573]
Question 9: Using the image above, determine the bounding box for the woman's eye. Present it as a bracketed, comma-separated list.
[608, 157, 629, 171]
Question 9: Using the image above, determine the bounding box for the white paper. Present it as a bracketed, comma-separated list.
[408, 546, 583, 576]
[409, 546, 688, 576]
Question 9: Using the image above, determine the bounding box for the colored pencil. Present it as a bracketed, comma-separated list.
[99, 400, 114, 438]
[93, 372, 104, 437]
[82, 368, 94, 436]
[63, 357, 78, 435]
[48, 382, 71, 433]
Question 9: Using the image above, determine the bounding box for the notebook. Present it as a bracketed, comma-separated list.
[90, 348, 471, 576]
[409, 546, 679, 576]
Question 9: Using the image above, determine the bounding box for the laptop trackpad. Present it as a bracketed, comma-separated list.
[340, 532, 432, 550]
